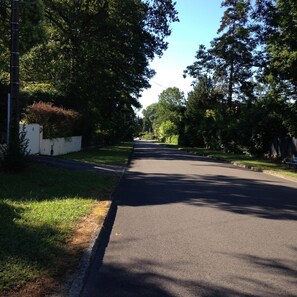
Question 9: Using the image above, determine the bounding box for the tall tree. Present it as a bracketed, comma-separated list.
[185, 0, 256, 107]
[0, 0, 45, 86]
[22, 0, 178, 144]
[259, 0, 297, 95]
[142, 102, 159, 133]
[155, 86, 185, 128]
[147, 87, 185, 140]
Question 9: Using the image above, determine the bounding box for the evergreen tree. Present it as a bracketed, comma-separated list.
[185, 0, 256, 107]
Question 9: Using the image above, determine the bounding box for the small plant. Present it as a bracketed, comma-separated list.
[0, 125, 29, 172]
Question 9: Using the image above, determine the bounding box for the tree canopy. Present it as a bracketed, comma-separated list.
[1, 0, 178, 145]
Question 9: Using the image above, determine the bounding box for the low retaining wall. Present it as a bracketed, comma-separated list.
[40, 136, 82, 156]
[3, 124, 82, 156]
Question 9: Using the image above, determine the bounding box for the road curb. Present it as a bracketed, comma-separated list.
[68, 200, 114, 297]
[68, 143, 134, 297]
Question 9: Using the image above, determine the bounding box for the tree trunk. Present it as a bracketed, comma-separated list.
[227, 53, 234, 108]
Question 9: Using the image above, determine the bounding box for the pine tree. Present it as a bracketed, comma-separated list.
[185, 0, 256, 107]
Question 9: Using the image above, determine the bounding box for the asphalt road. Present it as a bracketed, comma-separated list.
[82, 141, 297, 297]
[31, 155, 124, 176]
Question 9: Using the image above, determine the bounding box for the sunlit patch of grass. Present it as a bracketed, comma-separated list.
[63, 142, 134, 165]
[0, 164, 116, 292]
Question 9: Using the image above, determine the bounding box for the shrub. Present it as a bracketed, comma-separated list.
[21, 84, 62, 107]
[141, 133, 156, 140]
[23, 102, 80, 138]
[0, 126, 29, 172]
[165, 134, 179, 145]
[158, 120, 178, 140]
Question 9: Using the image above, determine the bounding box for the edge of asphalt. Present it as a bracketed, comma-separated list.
[68, 145, 134, 297]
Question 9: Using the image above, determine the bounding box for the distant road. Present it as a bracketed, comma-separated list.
[82, 141, 297, 297]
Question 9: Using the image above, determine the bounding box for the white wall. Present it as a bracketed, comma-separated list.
[40, 136, 82, 156]
[19, 124, 82, 156]
[20, 124, 41, 155]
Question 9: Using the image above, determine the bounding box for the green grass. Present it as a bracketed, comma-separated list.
[62, 142, 134, 165]
[0, 164, 116, 292]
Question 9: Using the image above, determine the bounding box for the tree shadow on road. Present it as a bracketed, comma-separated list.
[83, 236, 297, 297]
[84, 142, 297, 296]
[117, 170, 297, 221]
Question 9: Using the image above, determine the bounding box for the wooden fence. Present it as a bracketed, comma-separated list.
[270, 137, 297, 158]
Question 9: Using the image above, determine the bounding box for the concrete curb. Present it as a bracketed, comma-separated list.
[231, 161, 262, 172]
[68, 201, 113, 297]
[68, 143, 134, 297]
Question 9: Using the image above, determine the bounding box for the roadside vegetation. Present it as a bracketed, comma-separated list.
[141, 1, 297, 163]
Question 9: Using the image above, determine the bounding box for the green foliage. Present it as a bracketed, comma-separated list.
[1, 0, 178, 147]
[20, 0, 178, 145]
[165, 134, 179, 145]
[181, 0, 297, 157]
[264, 0, 297, 88]
[0, 0, 45, 88]
[142, 103, 159, 133]
[158, 120, 178, 141]
[142, 87, 186, 144]
[184, 0, 256, 107]
[140, 133, 156, 140]
[23, 102, 80, 138]
[0, 126, 29, 172]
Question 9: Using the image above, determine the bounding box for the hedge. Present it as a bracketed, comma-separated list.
[23, 102, 80, 138]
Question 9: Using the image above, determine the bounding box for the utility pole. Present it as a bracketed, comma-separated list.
[9, 0, 20, 151]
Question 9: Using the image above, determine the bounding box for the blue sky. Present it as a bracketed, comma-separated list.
[139, 0, 224, 114]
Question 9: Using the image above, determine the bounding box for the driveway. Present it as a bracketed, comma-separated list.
[82, 141, 297, 297]
[31, 155, 124, 176]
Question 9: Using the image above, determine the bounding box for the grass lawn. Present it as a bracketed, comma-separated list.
[62, 142, 134, 165]
[0, 164, 116, 293]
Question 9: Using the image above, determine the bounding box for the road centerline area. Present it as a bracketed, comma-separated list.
[82, 141, 297, 297]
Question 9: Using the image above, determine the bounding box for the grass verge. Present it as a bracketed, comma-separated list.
[0, 164, 117, 294]
[62, 142, 134, 165]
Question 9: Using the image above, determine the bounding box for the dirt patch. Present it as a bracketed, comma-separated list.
[1, 200, 112, 297]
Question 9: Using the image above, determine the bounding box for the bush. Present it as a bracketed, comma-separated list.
[157, 120, 178, 140]
[0, 126, 29, 172]
[20, 84, 63, 107]
[165, 135, 179, 145]
[141, 133, 155, 140]
[23, 102, 80, 138]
